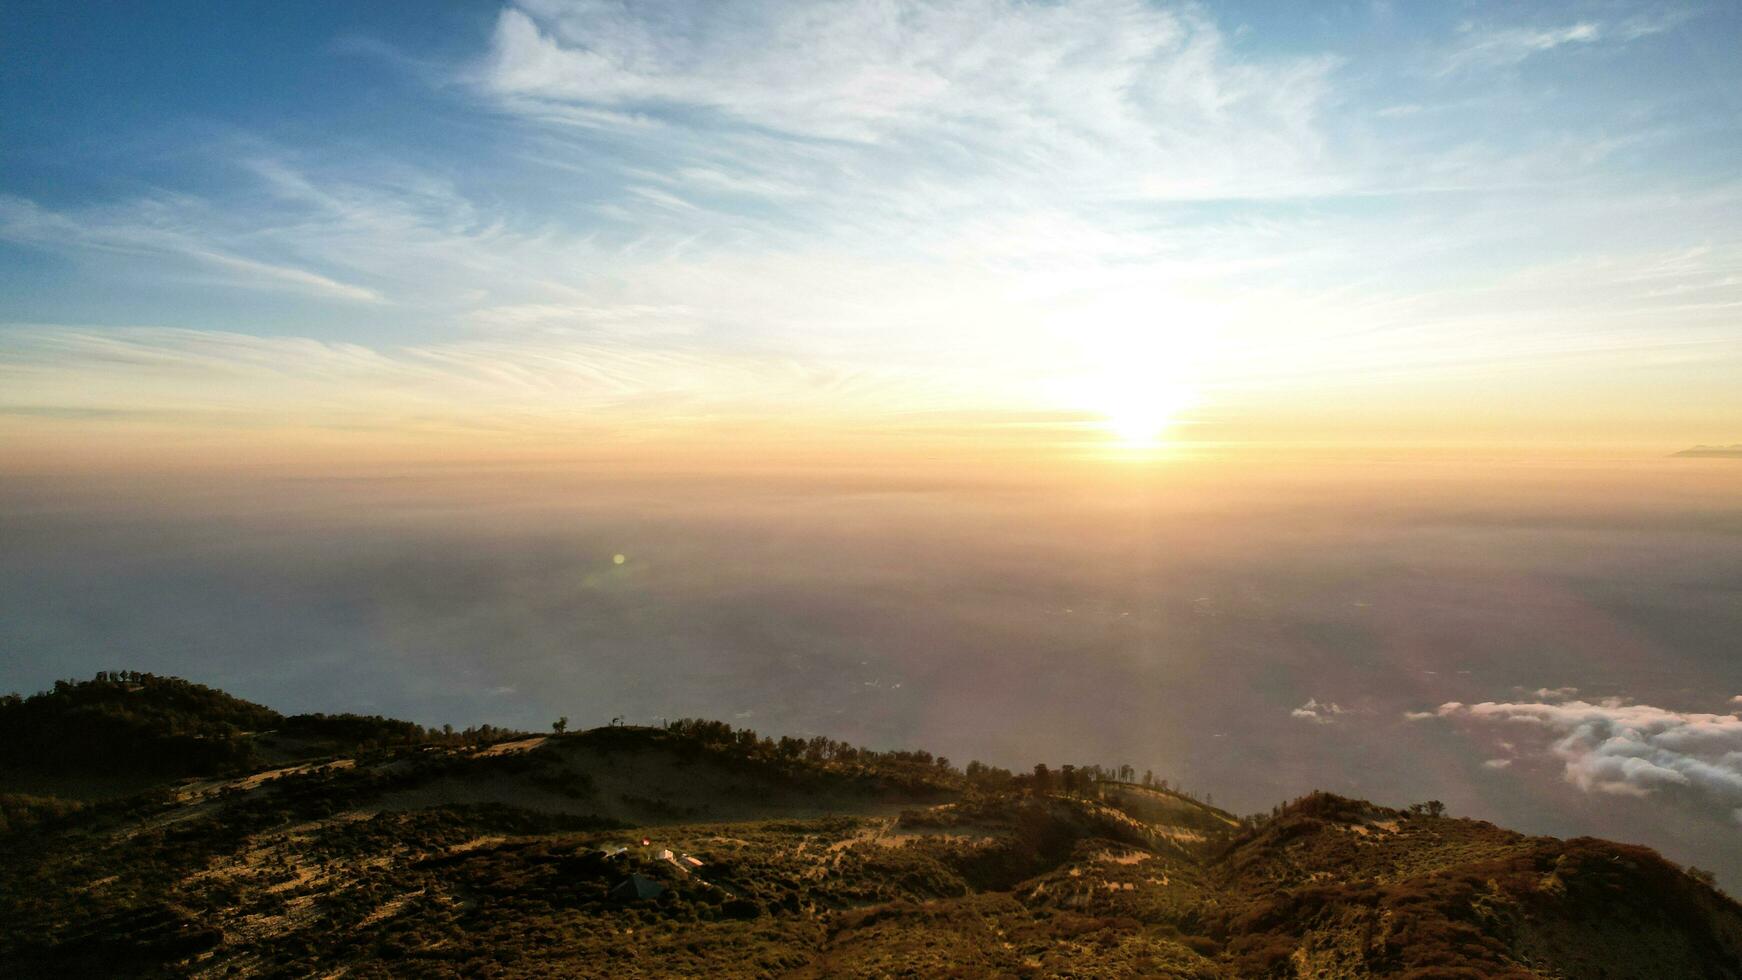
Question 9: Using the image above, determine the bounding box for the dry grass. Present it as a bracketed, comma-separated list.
[4, 725, 1738, 978]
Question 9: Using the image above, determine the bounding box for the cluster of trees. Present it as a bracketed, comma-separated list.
[276, 713, 519, 751]
[280, 713, 528, 751]
[662, 718, 956, 773]
[14, 671, 281, 730]
[0, 672, 282, 777]
[655, 717, 1215, 805]
[1245, 791, 1449, 828]
[0, 673, 535, 781]
[1015, 763, 1195, 799]
[963, 760, 1017, 790]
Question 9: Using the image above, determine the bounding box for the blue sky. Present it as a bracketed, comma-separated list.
[2, 0, 1740, 450]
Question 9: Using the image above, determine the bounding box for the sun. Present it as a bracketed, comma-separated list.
[1098, 381, 1194, 448]
[1047, 368, 1196, 449]
[1041, 287, 1217, 450]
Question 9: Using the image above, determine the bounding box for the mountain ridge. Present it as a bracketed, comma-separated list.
[1674, 444, 1742, 457]
[3, 674, 1738, 977]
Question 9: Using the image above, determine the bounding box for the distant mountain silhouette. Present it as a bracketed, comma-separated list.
[1674, 444, 1742, 457]
[3, 673, 1739, 977]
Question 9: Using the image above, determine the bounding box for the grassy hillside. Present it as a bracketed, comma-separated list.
[1, 675, 1737, 977]
[1208, 792, 1742, 977]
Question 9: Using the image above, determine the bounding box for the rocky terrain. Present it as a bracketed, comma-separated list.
[3, 674, 1739, 977]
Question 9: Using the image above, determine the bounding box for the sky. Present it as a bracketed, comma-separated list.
[3, 0, 1741, 463]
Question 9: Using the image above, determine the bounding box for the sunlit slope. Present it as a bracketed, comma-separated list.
[2, 676, 1739, 977]
[1095, 780, 1242, 833]
[369, 726, 961, 826]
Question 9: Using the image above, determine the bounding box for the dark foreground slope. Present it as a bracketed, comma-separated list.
[2, 676, 1738, 978]
[1209, 793, 1742, 977]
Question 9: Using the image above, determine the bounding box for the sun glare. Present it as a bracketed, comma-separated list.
[1099, 382, 1195, 448]
[1049, 366, 1197, 449]
[1044, 290, 1216, 450]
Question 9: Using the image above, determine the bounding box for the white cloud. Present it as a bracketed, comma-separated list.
[1483, 758, 1512, 769]
[1292, 697, 1345, 724]
[1441, 21, 1600, 74]
[4, 3, 1739, 445]
[1440, 11, 1683, 75]
[0, 325, 934, 431]
[10, 177, 1738, 443]
[0, 195, 381, 304]
[479, 0, 1343, 202]
[1530, 686, 1579, 699]
[1436, 698, 1742, 818]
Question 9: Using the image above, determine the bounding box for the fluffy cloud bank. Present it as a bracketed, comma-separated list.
[1434, 696, 1742, 823]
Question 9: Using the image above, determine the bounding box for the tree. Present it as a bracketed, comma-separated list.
[553, 716, 568, 735]
[1032, 763, 1052, 794]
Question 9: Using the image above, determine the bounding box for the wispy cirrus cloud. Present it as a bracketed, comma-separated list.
[1439, 9, 1688, 75]
[1441, 21, 1602, 73]
[0, 325, 956, 433]
[0, 195, 382, 304]
[2, 0, 1739, 448]
[479, 0, 1344, 203]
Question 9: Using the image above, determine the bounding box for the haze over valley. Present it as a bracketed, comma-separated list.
[7, 453, 1740, 889]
